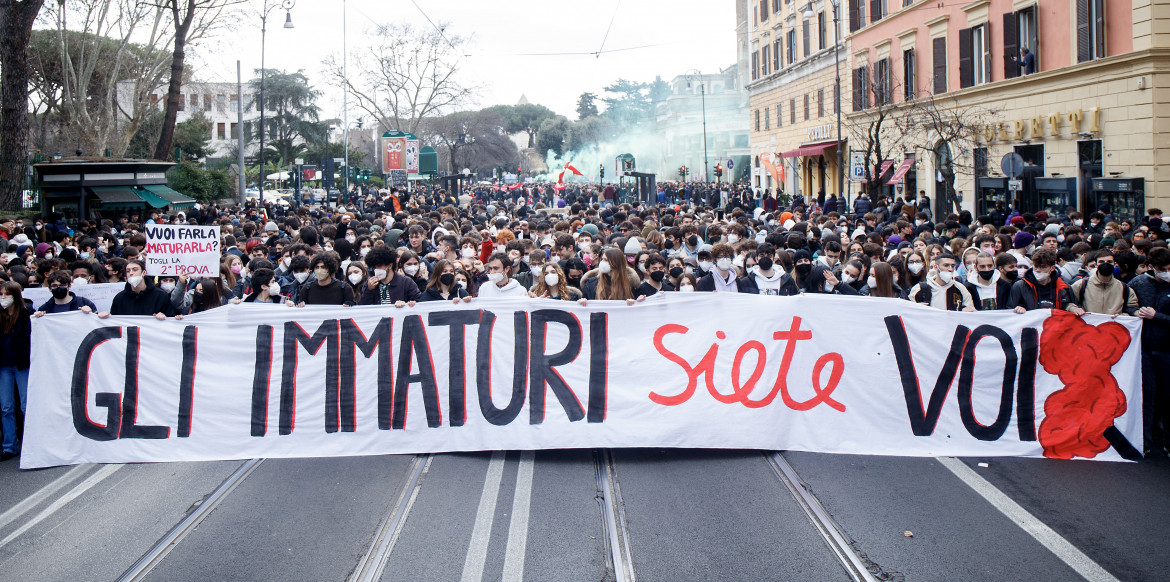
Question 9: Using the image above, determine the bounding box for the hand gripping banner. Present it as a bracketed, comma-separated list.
[21, 294, 1144, 468]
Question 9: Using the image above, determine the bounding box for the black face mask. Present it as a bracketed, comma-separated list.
[663, 240, 674, 250]
[649, 270, 666, 282]
[440, 273, 455, 286]
[1097, 263, 1114, 278]
[758, 257, 774, 272]
[688, 235, 699, 247]
[1002, 269, 1018, 282]
[568, 276, 582, 289]
[51, 286, 69, 299]
[669, 266, 684, 279]
[977, 269, 995, 281]
[795, 263, 812, 277]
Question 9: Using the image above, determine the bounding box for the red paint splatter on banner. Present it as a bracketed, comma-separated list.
[1037, 312, 1131, 459]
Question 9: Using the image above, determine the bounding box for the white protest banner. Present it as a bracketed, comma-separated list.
[143, 224, 221, 277]
[21, 294, 1144, 469]
[22, 282, 125, 313]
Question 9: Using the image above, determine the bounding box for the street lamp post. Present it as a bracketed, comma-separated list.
[804, 1, 845, 211]
[685, 70, 709, 183]
[258, 0, 296, 207]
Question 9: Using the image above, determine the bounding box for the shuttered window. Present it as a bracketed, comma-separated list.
[932, 37, 947, 94]
[1077, 0, 1105, 62]
[903, 48, 916, 100]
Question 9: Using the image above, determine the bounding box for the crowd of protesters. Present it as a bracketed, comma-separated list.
[0, 180, 1168, 460]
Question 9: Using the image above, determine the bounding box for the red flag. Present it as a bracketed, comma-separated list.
[557, 170, 566, 184]
[564, 162, 583, 176]
[553, 183, 566, 190]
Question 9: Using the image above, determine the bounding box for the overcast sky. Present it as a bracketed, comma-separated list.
[191, 0, 739, 121]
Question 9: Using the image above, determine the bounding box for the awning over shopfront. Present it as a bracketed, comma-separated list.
[140, 184, 196, 209]
[886, 158, 915, 185]
[778, 140, 841, 159]
[134, 187, 170, 209]
[861, 160, 895, 183]
[89, 186, 158, 210]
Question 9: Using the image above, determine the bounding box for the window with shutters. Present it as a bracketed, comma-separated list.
[804, 94, 810, 120]
[960, 24, 990, 88]
[1018, 6, 1038, 71]
[773, 0, 780, 12]
[787, 29, 796, 64]
[875, 58, 891, 105]
[791, 98, 797, 124]
[903, 48, 917, 100]
[752, 50, 759, 80]
[1077, 0, 1105, 62]
[762, 45, 771, 76]
[818, 12, 827, 50]
[217, 123, 226, 140]
[177, 94, 185, 112]
[818, 89, 825, 117]
[765, 107, 771, 130]
[761, 0, 769, 22]
[778, 102, 783, 127]
[755, 109, 760, 132]
[774, 39, 781, 70]
[849, 0, 867, 32]
[853, 66, 870, 111]
[870, 0, 885, 25]
[974, 147, 988, 177]
[932, 37, 947, 94]
[802, 18, 811, 57]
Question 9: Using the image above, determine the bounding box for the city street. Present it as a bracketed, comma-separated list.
[1, 447, 1167, 581]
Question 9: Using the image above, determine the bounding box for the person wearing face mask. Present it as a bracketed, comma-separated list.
[580, 248, 642, 303]
[479, 252, 530, 298]
[791, 249, 814, 289]
[961, 252, 1010, 310]
[33, 270, 97, 315]
[281, 255, 313, 305]
[696, 243, 739, 292]
[1130, 247, 1170, 456]
[99, 260, 177, 319]
[528, 262, 582, 301]
[297, 253, 355, 306]
[343, 261, 369, 299]
[674, 272, 699, 293]
[908, 253, 975, 310]
[840, 259, 869, 294]
[397, 250, 430, 292]
[0, 281, 31, 461]
[1065, 249, 1138, 317]
[421, 259, 471, 303]
[1009, 232, 1035, 270]
[359, 246, 418, 306]
[239, 268, 284, 304]
[738, 245, 797, 296]
[802, 264, 860, 295]
[1008, 249, 1071, 313]
[636, 254, 674, 296]
[862, 262, 905, 299]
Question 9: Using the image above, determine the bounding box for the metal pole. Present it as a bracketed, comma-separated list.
[701, 82, 708, 183]
[343, 0, 349, 199]
[237, 60, 246, 208]
[259, 11, 267, 208]
[834, 1, 845, 211]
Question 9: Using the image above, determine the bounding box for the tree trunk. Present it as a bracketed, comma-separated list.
[0, 0, 45, 211]
[154, 0, 196, 161]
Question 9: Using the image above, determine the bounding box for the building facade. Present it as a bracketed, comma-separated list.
[847, 0, 1169, 222]
[117, 81, 257, 159]
[747, 0, 851, 202]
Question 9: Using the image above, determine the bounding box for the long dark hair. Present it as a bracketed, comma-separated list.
[192, 278, 224, 312]
[0, 280, 24, 333]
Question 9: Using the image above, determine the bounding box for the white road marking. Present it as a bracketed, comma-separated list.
[0, 464, 123, 548]
[461, 451, 506, 582]
[0, 464, 93, 534]
[502, 451, 535, 582]
[938, 457, 1121, 582]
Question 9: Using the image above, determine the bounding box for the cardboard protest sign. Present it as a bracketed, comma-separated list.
[21, 294, 1144, 468]
[143, 224, 221, 276]
[22, 282, 124, 312]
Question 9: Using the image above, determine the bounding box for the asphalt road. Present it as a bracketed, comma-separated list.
[0, 448, 1167, 581]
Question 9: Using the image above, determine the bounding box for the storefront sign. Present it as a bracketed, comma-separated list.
[982, 107, 1101, 143]
[808, 124, 834, 142]
[21, 296, 1143, 468]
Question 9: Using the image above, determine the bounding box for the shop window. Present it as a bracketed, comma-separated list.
[903, 48, 916, 100]
[1077, 0, 1105, 62]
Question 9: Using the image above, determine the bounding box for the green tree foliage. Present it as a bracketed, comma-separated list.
[172, 112, 213, 161]
[248, 69, 321, 164]
[600, 79, 654, 128]
[576, 92, 599, 120]
[567, 116, 613, 152]
[166, 161, 232, 202]
[535, 116, 570, 158]
[486, 103, 557, 149]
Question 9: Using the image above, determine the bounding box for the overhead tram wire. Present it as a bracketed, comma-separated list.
[596, 0, 622, 58]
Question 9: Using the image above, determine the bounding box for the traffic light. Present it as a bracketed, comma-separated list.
[679, 166, 687, 178]
[599, 164, 605, 180]
[715, 164, 723, 178]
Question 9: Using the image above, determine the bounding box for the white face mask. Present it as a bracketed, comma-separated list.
[404, 265, 419, 276]
[360, 247, 370, 257]
[72, 277, 89, 287]
[345, 235, 356, 243]
[0, 297, 12, 309]
[1157, 271, 1170, 283]
[937, 270, 953, 284]
[678, 284, 694, 292]
[80, 252, 91, 260]
[867, 276, 877, 288]
[599, 261, 612, 274]
[544, 273, 560, 286]
[281, 257, 291, 268]
[915, 220, 924, 226]
[698, 260, 713, 271]
[268, 282, 281, 295]
[908, 263, 923, 275]
[727, 234, 739, 243]
[348, 273, 363, 285]
[294, 271, 309, 283]
[314, 268, 331, 282]
[374, 269, 388, 280]
[488, 272, 505, 283]
[1074, 219, 1084, 226]
[1034, 271, 1050, 283]
[716, 257, 733, 271]
[462, 248, 477, 258]
[842, 274, 855, 285]
[127, 275, 144, 288]
[160, 282, 176, 293]
[457, 280, 468, 289]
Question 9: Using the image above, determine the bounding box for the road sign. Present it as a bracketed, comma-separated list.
[726, 159, 734, 169]
[850, 152, 865, 181]
[1000, 153, 1025, 179]
[1008, 179, 1023, 191]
